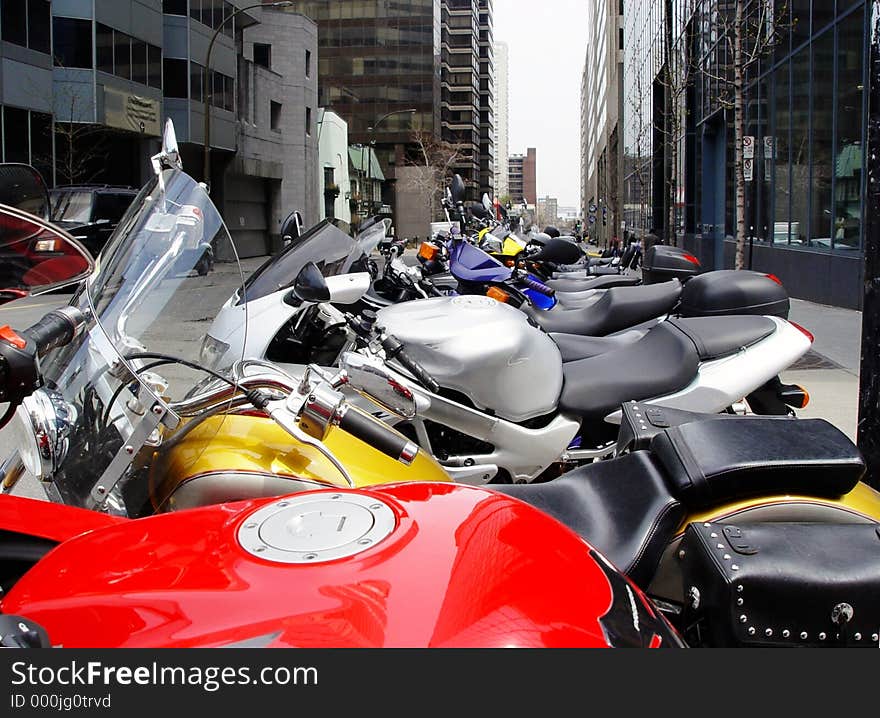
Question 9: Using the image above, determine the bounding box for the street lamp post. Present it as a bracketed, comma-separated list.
[202, 1, 292, 187]
[363, 108, 417, 215]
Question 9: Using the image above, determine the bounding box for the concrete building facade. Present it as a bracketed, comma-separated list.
[1, 1, 319, 257]
[581, 0, 623, 246]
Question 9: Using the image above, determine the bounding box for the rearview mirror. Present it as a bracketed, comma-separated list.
[450, 174, 466, 204]
[292, 261, 330, 303]
[280, 210, 304, 246]
[340, 352, 417, 420]
[482, 193, 492, 212]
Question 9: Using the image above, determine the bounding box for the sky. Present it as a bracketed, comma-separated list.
[493, 0, 588, 208]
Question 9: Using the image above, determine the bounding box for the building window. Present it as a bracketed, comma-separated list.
[164, 59, 189, 98]
[254, 43, 271, 69]
[52, 17, 94, 69]
[27, 0, 51, 54]
[270, 101, 282, 131]
[305, 107, 312, 135]
[115, 31, 132, 80]
[3, 107, 30, 164]
[191, 62, 204, 102]
[1, 2, 27, 48]
[97, 24, 114, 75]
[305, 49, 312, 78]
[148, 45, 163, 89]
[163, 0, 188, 15]
[1, 0, 49, 53]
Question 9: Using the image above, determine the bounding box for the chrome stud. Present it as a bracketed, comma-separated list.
[782, 630, 790, 639]
[717, 543, 725, 549]
[800, 632, 808, 640]
[747, 627, 756, 636]
[736, 585, 744, 593]
[765, 629, 773, 637]
[819, 632, 826, 641]
[854, 633, 862, 641]
[723, 554, 731, 561]
[873, 634, 879, 643]
[739, 615, 748, 624]
[736, 598, 744, 607]
[731, 564, 740, 571]
[710, 532, 718, 539]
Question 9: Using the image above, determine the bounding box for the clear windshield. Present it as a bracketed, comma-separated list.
[29, 169, 247, 514]
[50, 190, 94, 224]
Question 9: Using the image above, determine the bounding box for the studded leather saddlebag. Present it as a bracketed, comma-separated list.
[678, 522, 880, 647]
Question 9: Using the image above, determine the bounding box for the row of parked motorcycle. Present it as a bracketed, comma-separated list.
[0, 121, 878, 649]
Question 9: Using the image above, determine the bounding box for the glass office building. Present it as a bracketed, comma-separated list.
[621, 0, 868, 308]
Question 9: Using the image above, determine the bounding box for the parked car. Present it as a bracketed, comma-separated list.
[49, 184, 139, 256]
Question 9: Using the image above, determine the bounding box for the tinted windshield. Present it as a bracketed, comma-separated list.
[51, 190, 94, 223]
[240, 218, 370, 305]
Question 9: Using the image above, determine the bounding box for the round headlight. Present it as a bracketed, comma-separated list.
[11, 389, 76, 481]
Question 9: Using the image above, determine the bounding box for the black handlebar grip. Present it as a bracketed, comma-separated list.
[521, 277, 556, 298]
[381, 335, 441, 394]
[22, 308, 85, 358]
[338, 407, 419, 465]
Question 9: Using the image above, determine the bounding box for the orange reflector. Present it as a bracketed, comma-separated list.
[418, 242, 438, 261]
[486, 287, 510, 303]
[791, 385, 810, 409]
[505, 259, 515, 267]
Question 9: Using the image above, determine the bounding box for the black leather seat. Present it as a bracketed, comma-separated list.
[550, 320, 659, 362]
[525, 281, 682, 337]
[558, 321, 699, 421]
[547, 274, 642, 292]
[667, 316, 777, 360]
[493, 452, 685, 587]
[650, 417, 865, 510]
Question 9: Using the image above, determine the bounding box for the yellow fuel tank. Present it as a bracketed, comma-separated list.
[150, 411, 450, 512]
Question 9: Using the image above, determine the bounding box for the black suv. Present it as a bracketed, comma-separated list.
[49, 185, 139, 256]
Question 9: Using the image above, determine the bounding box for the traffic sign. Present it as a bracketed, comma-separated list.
[744, 158, 754, 182]
[743, 136, 755, 160]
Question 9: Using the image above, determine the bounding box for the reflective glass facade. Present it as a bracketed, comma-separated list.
[620, 0, 868, 307]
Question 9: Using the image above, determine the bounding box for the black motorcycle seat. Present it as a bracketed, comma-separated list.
[667, 316, 776, 360]
[493, 452, 685, 587]
[526, 280, 682, 337]
[551, 333, 635, 362]
[558, 321, 700, 421]
[650, 417, 865, 510]
[547, 274, 641, 291]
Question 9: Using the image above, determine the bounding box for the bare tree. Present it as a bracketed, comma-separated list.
[400, 131, 471, 221]
[35, 71, 110, 187]
[700, 0, 791, 268]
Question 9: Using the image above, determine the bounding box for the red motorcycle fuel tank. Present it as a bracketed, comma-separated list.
[1, 484, 679, 648]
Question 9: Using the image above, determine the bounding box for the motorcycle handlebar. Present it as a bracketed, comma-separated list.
[380, 335, 441, 394]
[338, 406, 419, 466]
[520, 277, 556, 298]
[22, 307, 86, 358]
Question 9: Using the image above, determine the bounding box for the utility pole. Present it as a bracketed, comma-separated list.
[858, 0, 880, 489]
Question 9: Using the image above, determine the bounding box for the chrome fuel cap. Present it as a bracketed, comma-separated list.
[237, 493, 396, 564]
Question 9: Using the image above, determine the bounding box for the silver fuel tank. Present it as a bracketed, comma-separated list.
[376, 296, 563, 422]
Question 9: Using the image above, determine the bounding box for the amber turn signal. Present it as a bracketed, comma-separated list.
[486, 287, 510, 304]
[418, 242, 438, 261]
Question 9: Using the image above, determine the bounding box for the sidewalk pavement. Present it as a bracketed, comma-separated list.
[780, 298, 862, 440]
